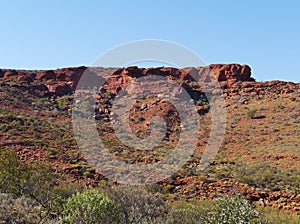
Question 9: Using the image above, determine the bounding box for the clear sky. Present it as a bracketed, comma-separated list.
[0, 0, 299, 82]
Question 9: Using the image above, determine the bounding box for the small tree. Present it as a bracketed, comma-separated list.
[0, 147, 60, 222]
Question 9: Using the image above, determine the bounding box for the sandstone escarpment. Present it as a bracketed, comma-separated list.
[0, 64, 298, 97]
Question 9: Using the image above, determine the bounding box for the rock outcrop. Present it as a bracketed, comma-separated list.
[0, 64, 298, 97]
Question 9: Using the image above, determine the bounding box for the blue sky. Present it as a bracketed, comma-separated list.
[0, 0, 299, 82]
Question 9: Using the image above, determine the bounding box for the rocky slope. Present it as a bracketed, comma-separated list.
[0, 64, 299, 214]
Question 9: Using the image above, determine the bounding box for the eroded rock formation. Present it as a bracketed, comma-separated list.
[0, 64, 298, 97]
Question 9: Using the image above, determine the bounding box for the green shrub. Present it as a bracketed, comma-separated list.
[233, 163, 300, 193]
[202, 195, 268, 224]
[60, 189, 119, 224]
[167, 202, 203, 224]
[247, 109, 257, 119]
[257, 206, 300, 224]
[138, 116, 145, 121]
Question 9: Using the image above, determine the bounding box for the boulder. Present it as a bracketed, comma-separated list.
[17, 72, 36, 83]
[36, 70, 56, 81]
[3, 70, 18, 80]
[48, 83, 71, 96]
[56, 72, 68, 81]
[123, 66, 144, 77]
[207, 64, 253, 82]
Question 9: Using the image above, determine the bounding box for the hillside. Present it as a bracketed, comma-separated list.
[0, 64, 299, 216]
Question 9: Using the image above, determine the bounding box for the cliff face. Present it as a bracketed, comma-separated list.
[0, 64, 298, 97]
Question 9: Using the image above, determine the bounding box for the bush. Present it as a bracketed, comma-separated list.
[107, 185, 167, 224]
[166, 202, 203, 224]
[60, 189, 119, 224]
[247, 109, 257, 119]
[233, 163, 300, 193]
[0, 193, 41, 223]
[257, 206, 300, 224]
[202, 195, 268, 224]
